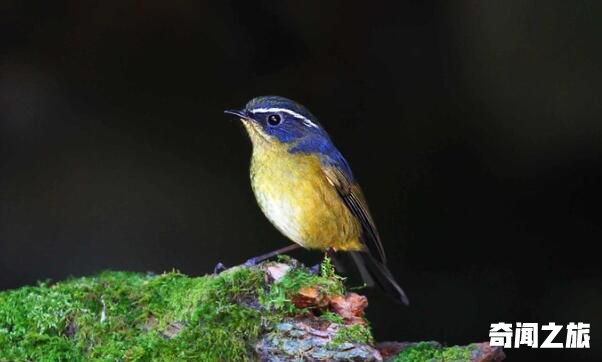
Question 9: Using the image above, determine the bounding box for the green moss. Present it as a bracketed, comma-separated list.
[0, 258, 368, 362]
[321, 311, 345, 324]
[0, 268, 266, 362]
[261, 257, 345, 314]
[329, 323, 374, 348]
[394, 342, 474, 362]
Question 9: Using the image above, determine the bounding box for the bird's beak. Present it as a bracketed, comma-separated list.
[224, 109, 247, 119]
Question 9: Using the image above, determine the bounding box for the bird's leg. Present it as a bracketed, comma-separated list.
[214, 244, 302, 274]
[325, 249, 336, 259]
[243, 243, 301, 267]
[309, 248, 338, 275]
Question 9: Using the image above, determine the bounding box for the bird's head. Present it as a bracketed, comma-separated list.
[225, 96, 330, 150]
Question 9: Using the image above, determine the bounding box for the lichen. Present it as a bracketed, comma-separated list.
[0, 258, 369, 362]
[393, 342, 473, 362]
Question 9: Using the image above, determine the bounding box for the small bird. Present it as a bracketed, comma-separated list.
[225, 96, 409, 305]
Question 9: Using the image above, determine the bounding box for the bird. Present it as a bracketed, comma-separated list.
[225, 96, 409, 305]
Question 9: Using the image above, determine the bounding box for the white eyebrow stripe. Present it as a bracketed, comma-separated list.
[249, 107, 319, 129]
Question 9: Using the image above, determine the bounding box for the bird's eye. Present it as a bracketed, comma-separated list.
[267, 114, 282, 126]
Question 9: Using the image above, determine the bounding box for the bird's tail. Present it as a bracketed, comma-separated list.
[349, 251, 410, 305]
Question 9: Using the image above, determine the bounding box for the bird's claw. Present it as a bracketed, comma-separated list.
[213, 262, 227, 275]
[243, 258, 258, 267]
[309, 264, 320, 275]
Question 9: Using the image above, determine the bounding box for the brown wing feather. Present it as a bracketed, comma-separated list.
[322, 166, 387, 263]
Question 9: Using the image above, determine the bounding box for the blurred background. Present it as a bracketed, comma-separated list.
[1, 1, 601, 360]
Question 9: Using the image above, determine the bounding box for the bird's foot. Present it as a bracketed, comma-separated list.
[213, 262, 227, 275]
[309, 264, 321, 275]
[243, 257, 259, 267]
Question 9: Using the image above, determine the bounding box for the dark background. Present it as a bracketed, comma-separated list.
[1, 1, 601, 361]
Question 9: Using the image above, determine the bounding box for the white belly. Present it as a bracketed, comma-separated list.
[252, 184, 305, 244]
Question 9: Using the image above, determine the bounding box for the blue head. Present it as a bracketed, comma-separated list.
[225, 96, 354, 179]
[225, 96, 328, 144]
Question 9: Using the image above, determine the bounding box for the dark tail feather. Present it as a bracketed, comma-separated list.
[350, 251, 410, 306]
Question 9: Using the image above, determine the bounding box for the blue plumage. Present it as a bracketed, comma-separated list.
[240, 96, 355, 181]
[245, 96, 320, 126]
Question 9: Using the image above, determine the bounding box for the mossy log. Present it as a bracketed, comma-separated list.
[0, 257, 504, 362]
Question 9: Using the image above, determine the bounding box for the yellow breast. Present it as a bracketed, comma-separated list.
[249, 139, 363, 252]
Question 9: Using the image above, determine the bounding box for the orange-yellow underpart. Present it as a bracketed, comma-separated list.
[243, 120, 364, 252]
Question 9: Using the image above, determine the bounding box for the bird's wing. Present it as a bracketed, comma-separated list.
[321, 164, 387, 263]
